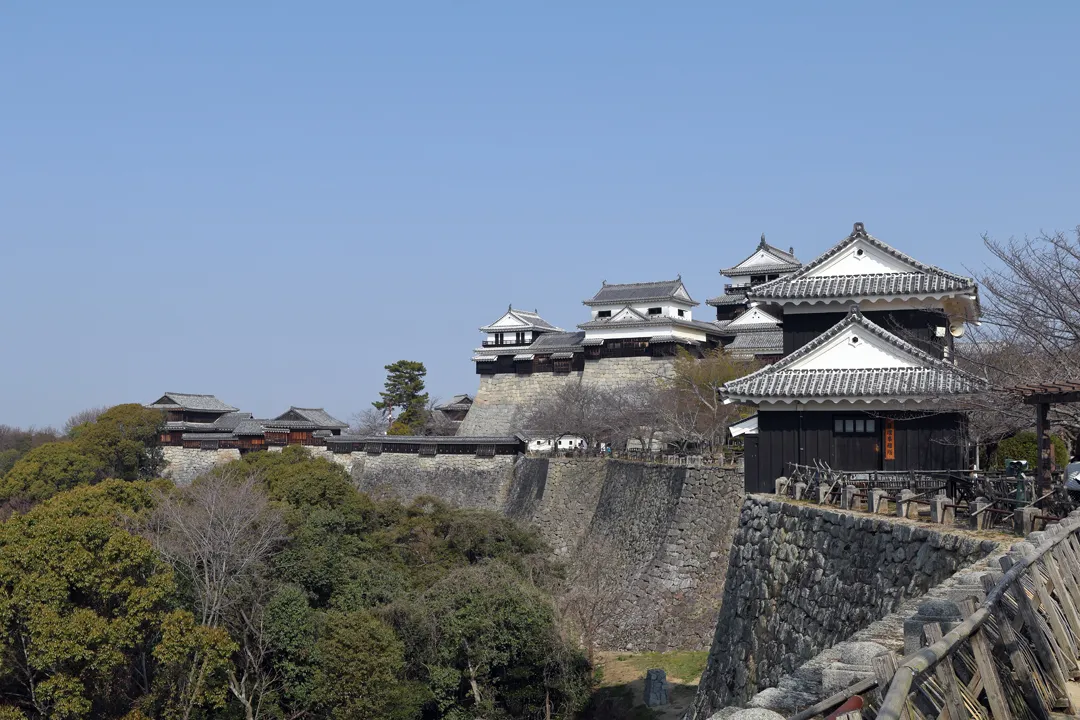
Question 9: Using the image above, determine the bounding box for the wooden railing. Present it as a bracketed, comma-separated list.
[794, 510, 1080, 719]
[876, 512, 1080, 719]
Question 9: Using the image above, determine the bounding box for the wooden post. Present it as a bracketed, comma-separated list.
[923, 623, 967, 720]
[1036, 400, 1051, 496]
[959, 597, 1013, 720]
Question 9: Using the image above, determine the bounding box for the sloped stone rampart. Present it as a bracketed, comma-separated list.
[159, 446, 744, 650]
[689, 495, 996, 717]
[458, 355, 676, 436]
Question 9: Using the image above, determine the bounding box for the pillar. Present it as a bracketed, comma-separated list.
[897, 489, 917, 519]
[794, 482, 807, 500]
[1015, 506, 1040, 536]
[971, 497, 991, 530]
[1036, 401, 1051, 497]
[842, 485, 858, 510]
[869, 488, 888, 514]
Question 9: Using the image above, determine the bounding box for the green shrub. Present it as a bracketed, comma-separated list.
[991, 431, 1069, 470]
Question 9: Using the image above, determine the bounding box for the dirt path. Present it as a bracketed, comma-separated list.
[593, 651, 705, 719]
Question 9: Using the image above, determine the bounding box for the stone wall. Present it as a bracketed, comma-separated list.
[690, 495, 995, 716]
[458, 355, 675, 436]
[161, 446, 242, 485]
[353, 452, 518, 510]
[158, 446, 744, 651]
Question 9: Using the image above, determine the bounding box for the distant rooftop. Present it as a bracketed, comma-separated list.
[583, 278, 698, 307]
[147, 392, 239, 413]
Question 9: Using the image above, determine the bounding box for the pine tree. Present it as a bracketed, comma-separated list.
[373, 360, 430, 434]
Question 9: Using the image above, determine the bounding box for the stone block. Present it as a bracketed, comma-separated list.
[868, 488, 888, 514]
[1015, 506, 1040, 536]
[644, 668, 669, 707]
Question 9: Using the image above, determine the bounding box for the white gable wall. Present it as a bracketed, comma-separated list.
[590, 301, 694, 321]
[726, 306, 780, 328]
[787, 325, 920, 371]
[806, 238, 917, 277]
[730, 248, 790, 272]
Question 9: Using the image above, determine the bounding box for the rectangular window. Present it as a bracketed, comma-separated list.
[835, 415, 878, 435]
[677, 309, 685, 317]
[598, 310, 611, 318]
[515, 331, 525, 345]
[495, 332, 504, 345]
[648, 307, 662, 315]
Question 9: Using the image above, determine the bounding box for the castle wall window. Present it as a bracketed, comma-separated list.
[648, 307, 662, 315]
[598, 310, 611, 318]
[677, 309, 685, 317]
[515, 331, 525, 344]
[495, 332, 505, 345]
[834, 416, 877, 434]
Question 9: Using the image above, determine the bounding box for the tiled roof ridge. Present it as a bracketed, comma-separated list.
[583, 277, 697, 306]
[720, 234, 801, 274]
[750, 223, 974, 296]
[723, 308, 984, 393]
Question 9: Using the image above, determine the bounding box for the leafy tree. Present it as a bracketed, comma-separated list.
[394, 562, 590, 720]
[312, 610, 424, 720]
[147, 611, 235, 720]
[991, 431, 1069, 470]
[0, 404, 164, 506]
[0, 481, 229, 720]
[0, 441, 105, 502]
[373, 360, 430, 434]
[70, 404, 165, 480]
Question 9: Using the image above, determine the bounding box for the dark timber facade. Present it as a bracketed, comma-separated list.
[722, 223, 984, 493]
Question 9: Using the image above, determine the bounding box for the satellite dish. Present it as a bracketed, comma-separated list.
[949, 322, 966, 338]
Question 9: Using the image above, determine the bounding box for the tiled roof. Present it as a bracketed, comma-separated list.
[211, 412, 252, 431]
[720, 235, 802, 276]
[706, 293, 748, 307]
[749, 224, 977, 302]
[276, 407, 348, 429]
[727, 330, 783, 354]
[148, 392, 239, 413]
[233, 419, 268, 436]
[750, 272, 975, 301]
[722, 309, 986, 401]
[472, 331, 586, 361]
[479, 308, 561, 333]
[578, 313, 719, 333]
[584, 279, 698, 307]
[722, 261, 802, 276]
[527, 331, 587, 352]
[435, 394, 473, 411]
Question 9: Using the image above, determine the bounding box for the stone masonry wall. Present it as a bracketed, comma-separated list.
[458, 355, 675, 436]
[158, 447, 744, 651]
[352, 452, 518, 510]
[691, 495, 994, 715]
[161, 446, 242, 485]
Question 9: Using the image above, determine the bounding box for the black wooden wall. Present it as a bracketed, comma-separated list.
[745, 410, 968, 493]
[782, 309, 952, 358]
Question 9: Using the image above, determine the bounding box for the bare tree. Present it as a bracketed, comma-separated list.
[144, 468, 286, 720]
[658, 348, 758, 457]
[975, 227, 1080, 447]
[349, 407, 389, 436]
[63, 405, 109, 435]
[519, 382, 611, 450]
[557, 535, 631, 664]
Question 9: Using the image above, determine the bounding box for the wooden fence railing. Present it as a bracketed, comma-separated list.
[795, 510, 1080, 719]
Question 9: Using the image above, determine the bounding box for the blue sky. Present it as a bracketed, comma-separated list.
[2, 2, 1079, 427]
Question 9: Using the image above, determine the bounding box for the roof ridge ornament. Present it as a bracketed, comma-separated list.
[852, 221, 867, 237]
[848, 304, 863, 319]
[759, 233, 767, 247]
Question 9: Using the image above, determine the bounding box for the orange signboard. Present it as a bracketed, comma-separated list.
[884, 418, 896, 461]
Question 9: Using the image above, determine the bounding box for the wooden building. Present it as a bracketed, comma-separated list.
[722, 223, 986, 492]
[149, 393, 348, 451]
[472, 279, 726, 375]
[707, 235, 803, 362]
